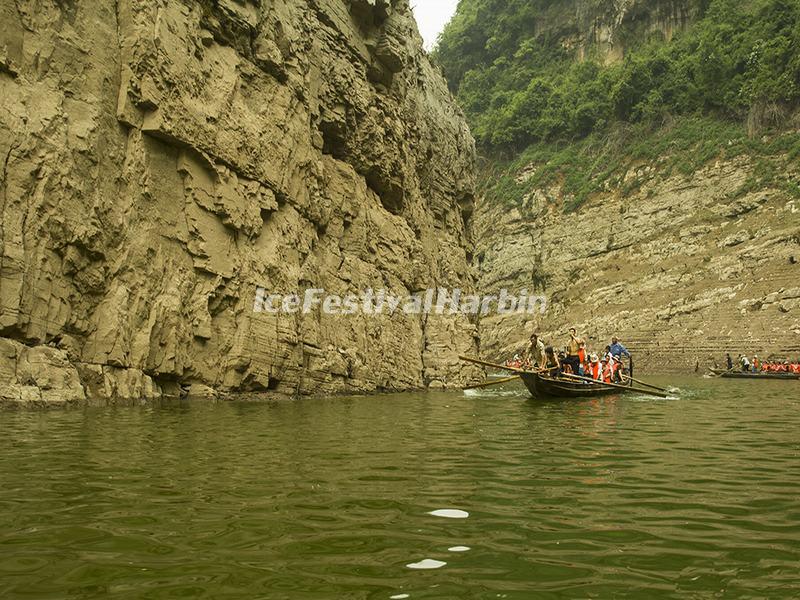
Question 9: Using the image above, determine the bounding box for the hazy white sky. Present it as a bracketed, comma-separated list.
[411, 1, 459, 50]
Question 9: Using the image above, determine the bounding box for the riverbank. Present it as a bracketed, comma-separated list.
[0, 364, 769, 409]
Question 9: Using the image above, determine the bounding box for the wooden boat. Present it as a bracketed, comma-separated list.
[519, 372, 631, 400]
[709, 368, 800, 380]
[458, 356, 667, 399]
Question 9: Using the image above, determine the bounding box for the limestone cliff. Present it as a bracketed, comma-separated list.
[531, 0, 700, 65]
[474, 156, 800, 371]
[438, 0, 800, 371]
[0, 0, 481, 405]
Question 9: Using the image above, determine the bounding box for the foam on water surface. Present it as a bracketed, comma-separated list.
[406, 559, 447, 570]
[429, 509, 469, 519]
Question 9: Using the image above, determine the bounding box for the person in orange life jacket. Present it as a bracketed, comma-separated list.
[613, 356, 625, 383]
[589, 353, 602, 380]
[602, 348, 621, 383]
[752, 355, 760, 372]
[577, 340, 588, 375]
[602, 346, 612, 362]
[601, 346, 614, 383]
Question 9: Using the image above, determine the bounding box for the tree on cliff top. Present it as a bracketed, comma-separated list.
[435, 0, 800, 152]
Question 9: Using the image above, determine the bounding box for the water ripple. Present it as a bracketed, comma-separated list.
[1, 376, 799, 598]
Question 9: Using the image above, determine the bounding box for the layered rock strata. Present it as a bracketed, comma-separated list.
[0, 0, 480, 405]
[474, 157, 800, 372]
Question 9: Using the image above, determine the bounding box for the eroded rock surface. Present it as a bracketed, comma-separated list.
[474, 157, 800, 371]
[0, 0, 481, 403]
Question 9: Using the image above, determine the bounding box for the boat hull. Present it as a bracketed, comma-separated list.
[710, 368, 800, 380]
[722, 372, 799, 380]
[519, 372, 625, 400]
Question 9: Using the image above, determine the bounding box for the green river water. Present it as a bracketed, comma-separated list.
[1, 376, 799, 599]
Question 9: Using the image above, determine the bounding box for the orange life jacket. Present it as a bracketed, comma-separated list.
[602, 361, 612, 383]
[591, 362, 600, 380]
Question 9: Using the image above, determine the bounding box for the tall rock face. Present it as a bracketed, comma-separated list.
[438, 0, 800, 371]
[474, 157, 800, 371]
[0, 0, 481, 404]
[571, 0, 699, 64]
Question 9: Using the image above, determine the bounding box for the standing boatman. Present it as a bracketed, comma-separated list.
[525, 333, 547, 368]
[565, 328, 584, 376]
[609, 336, 630, 359]
[609, 336, 633, 378]
[740, 355, 751, 372]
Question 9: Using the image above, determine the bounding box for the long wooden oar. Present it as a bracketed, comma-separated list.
[459, 356, 554, 377]
[559, 372, 669, 398]
[459, 356, 529, 374]
[464, 376, 520, 390]
[621, 375, 668, 392]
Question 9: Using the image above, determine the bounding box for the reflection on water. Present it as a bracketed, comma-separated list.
[1, 376, 799, 598]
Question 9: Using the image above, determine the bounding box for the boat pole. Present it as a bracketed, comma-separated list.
[463, 376, 520, 390]
[621, 375, 668, 392]
[459, 356, 529, 374]
[559, 372, 669, 398]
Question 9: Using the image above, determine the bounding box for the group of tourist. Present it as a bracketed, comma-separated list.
[506, 329, 632, 383]
[725, 353, 800, 374]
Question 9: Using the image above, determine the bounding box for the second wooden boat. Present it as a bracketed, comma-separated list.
[709, 368, 800, 380]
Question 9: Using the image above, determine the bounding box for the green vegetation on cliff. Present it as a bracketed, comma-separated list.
[483, 117, 800, 212]
[437, 0, 800, 151]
